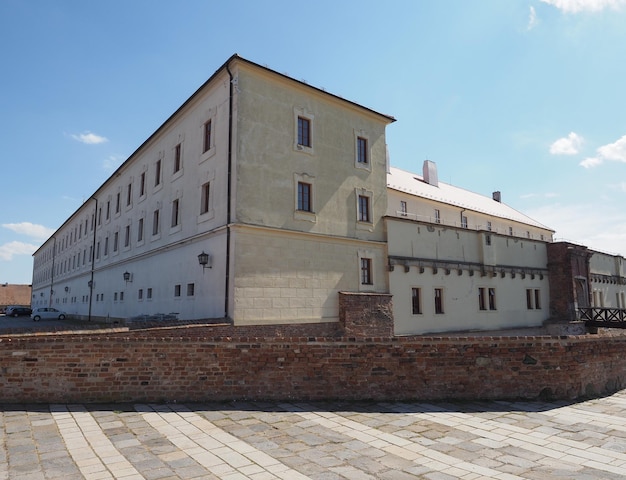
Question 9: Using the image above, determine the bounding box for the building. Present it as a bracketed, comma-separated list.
[31, 54, 626, 334]
[31, 54, 394, 325]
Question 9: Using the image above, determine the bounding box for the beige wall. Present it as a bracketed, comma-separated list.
[589, 251, 626, 308]
[387, 217, 550, 335]
[231, 225, 388, 325]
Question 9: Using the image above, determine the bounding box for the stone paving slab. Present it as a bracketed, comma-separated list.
[4, 391, 626, 479]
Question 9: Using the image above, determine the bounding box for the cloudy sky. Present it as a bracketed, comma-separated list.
[1, 0, 625, 284]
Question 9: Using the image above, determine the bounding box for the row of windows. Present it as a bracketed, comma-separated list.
[410, 287, 543, 315]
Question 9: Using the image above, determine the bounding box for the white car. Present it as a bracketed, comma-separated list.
[31, 307, 67, 322]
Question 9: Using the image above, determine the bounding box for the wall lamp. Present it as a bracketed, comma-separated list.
[198, 251, 212, 272]
[123, 271, 133, 283]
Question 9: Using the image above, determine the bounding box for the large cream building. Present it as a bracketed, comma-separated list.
[31, 55, 394, 325]
[31, 54, 626, 334]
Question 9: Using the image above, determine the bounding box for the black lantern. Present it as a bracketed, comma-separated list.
[198, 251, 211, 271]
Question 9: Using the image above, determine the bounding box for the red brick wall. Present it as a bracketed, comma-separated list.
[1, 327, 625, 403]
[547, 242, 592, 321]
[339, 292, 394, 338]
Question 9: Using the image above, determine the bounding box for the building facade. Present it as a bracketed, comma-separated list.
[31, 55, 626, 335]
[31, 55, 394, 325]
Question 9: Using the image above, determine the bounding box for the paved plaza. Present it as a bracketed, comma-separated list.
[3, 390, 626, 479]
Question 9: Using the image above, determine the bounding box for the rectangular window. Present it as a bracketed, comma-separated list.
[138, 289, 143, 300]
[120, 291, 124, 301]
[479, 288, 486, 311]
[174, 143, 182, 172]
[434, 209, 441, 224]
[203, 120, 212, 153]
[113, 232, 118, 252]
[297, 116, 311, 147]
[411, 287, 421, 314]
[124, 225, 130, 247]
[434, 288, 444, 314]
[174, 284, 181, 297]
[140, 172, 146, 196]
[526, 289, 533, 309]
[104, 237, 109, 256]
[534, 289, 541, 309]
[400, 201, 407, 216]
[357, 137, 368, 164]
[127, 183, 132, 206]
[114, 292, 118, 302]
[106, 201, 110, 220]
[187, 283, 195, 296]
[155, 159, 161, 186]
[138, 218, 144, 242]
[509, 226, 513, 236]
[153, 209, 160, 235]
[115, 192, 120, 214]
[171, 199, 180, 227]
[487, 221, 492, 231]
[297, 182, 312, 212]
[147, 288, 152, 299]
[358, 195, 371, 223]
[201, 182, 210, 214]
[485, 234, 492, 246]
[461, 215, 468, 229]
[488, 288, 496, 310]
[360, 258, 372, 285]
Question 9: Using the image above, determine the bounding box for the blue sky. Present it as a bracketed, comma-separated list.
[1, 0, 626, 284]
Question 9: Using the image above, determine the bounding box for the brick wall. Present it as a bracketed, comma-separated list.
[338, 292, 393, 338]
[1, 326, 625, 403]
[547, 242, 592, 321]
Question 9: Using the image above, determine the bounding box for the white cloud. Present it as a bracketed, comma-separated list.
[549, 132, 584, 155]
[2, 222, 54, 240]
[528, 6, 539, 29]
[70, 131, 108, 144]
[103, 155, 124, 172]
[520, 192, 559, 199]
[0, 241, 38, 261]
[580, 156, 603, 168]
[540, 0, 626, 13]
[597, 135, 626, 162]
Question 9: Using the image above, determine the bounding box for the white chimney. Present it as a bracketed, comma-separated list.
[423, 160, 438, 187]
[493, 191, 501, 203]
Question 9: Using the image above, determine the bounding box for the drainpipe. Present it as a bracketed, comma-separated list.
[49, 237, 56, 307]
[88, 197, 98, 321]
[224, 62, 234, 320]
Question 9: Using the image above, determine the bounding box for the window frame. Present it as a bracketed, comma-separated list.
[411, 287, 422, 315]
[434, 288, 444, 314]
[293, 108, 314, 155]
[360, 257, 373, 286]
[297, 181, 312, 212]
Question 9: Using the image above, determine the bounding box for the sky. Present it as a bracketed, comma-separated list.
[1, 0, 626, 284]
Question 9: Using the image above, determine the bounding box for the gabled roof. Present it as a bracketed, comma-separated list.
[387, 166, 554, 232]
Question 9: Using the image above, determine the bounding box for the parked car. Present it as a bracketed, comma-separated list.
[5, 306, 32, 317]
[31, 307, 67, 321]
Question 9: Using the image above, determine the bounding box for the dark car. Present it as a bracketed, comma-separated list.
[5, 306, 32, 317]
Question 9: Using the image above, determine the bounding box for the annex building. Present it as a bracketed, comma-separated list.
[31, 54, 626, 335]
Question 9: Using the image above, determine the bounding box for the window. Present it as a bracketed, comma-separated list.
[400, 201, 407, 216]
[203, 120, 212, 153]
[106, 201, 110, 220]
[487, 221, 492, 231]
[201, 182, 210, 214]
[113, 232, 118, 252]
[534, 289, 541, 309]
[124, 225, 130, 247]
[114, 292, 118, 302]
[461, 215, 468, 229]
[138, 289, 143, 300]
[479, 288, 486, 311]
[357, 137, 368, 164]
[171, 199, 180, 227]
[155, 159, 162, 187]
[137, 218, 144, 242]
[434, 288, 444, 314]
[115, 192, 120, 214]
[297, 116, 311, 147]
[358, 195, 371, 223]
[485, 234, 492, 246]
[104, 236, 109, 256]
[127, 183, 132, 206]
[434, 209, 441, 224]
[120, 292, 124, 301]
[140, 172, 146, 197]
[187, 283, 195, 296]
[174, 143, 182, 173]
[509, 226, 513, 236]
[527, 289, 542, 309]
[147, 288, 153, 299]
[411, 288, 422, 314]
[153, 209, 160, 235]
[174, 284, 181, 297]
[360, 258, 372, 285]
[488, 288, 496, 310]
[297, 182, 312, 212]
[526, 231, 531, 239]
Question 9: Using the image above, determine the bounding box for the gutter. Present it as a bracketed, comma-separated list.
[224, 62, 234, 320]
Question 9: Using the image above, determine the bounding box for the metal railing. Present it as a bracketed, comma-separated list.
[579, 307, 626, 328]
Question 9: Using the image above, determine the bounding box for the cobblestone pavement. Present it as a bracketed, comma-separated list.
[3, 390, 626, 480]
